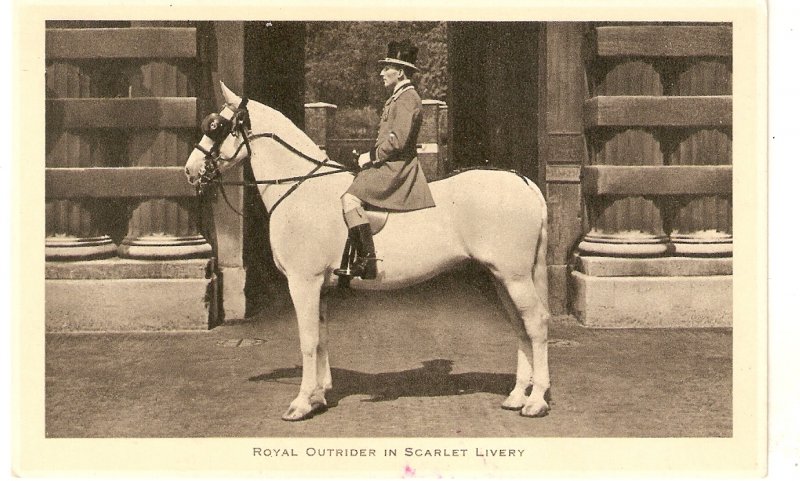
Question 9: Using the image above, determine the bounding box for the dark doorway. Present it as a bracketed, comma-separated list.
[241, 22, 306, 316]
[448, 22, 540, 180]
[237, 22, 542, 317]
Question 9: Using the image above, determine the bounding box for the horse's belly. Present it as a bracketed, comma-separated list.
[350, 202, 468, 290]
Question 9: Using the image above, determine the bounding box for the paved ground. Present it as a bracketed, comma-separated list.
[45, 275, 732, 438]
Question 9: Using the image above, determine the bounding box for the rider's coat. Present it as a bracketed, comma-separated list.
[346, 82, 436, 211]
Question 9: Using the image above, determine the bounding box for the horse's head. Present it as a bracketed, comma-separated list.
[185, 82, 251, 192]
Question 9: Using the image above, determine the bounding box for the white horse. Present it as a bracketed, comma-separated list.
[185, 82, 551, 421]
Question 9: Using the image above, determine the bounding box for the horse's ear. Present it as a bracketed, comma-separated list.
[219, 81, 242, 105]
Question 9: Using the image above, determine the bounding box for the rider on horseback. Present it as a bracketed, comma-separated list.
[334, 40, 436, 280]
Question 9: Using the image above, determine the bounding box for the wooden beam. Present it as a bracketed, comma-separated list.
[584, 96, 732, 128]
[582, 165, 732, 196]
[46, 28, 197, 59]
[46, 167, 196, 199]
[594, 26, 732, 57]
[47, 98, 197, 129]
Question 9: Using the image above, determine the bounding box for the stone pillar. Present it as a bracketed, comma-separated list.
[579, 60, 669, 257]
[419, 99, 445, 181]
[304, 102, 337, 152]
[118, 59, 212, 259]
[667, 59, 732, 256]
[571, 23, 733, 328]
[45, 61, 117, 260]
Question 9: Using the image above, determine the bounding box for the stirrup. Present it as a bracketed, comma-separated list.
[335, 224, 377, 282]
[335, 236, 357, 278]
[334, 257, 376, 279]
[335, 236, 357, 288]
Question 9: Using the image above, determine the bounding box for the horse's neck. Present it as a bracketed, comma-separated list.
[251, 140, 316, 179]
[249, 139, 346, 213]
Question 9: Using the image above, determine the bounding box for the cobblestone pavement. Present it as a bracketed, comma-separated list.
[45, 275, 732, 438]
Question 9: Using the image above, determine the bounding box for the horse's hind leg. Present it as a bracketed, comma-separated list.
[495, 275, 550, 417]
[495, 280, 533, 410]
[311, 294, 333, 407]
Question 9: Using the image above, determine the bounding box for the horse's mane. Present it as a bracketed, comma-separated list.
[247, 98, 328, 163]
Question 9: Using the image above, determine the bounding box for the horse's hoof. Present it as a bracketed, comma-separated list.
[501, 402, 523, 411]
[501, 391, 526, 411]
[311, 403, 328, 415]
[520, 403, 550, 418]
[282, 399, 328, 421]
[310, 392, 328, 409]
[282, 406, 314, 422]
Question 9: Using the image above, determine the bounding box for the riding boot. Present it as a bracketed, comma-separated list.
[334, 224, 377, 280]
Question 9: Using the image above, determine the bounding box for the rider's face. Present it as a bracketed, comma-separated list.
[380, 65, 404, 89]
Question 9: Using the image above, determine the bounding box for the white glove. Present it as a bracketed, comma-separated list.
[357, 152, 372, 168]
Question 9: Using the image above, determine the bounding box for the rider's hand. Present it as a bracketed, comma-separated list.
[357, 152, 372, 168]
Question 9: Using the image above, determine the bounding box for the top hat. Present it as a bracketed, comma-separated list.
[377, 40, 419, 72]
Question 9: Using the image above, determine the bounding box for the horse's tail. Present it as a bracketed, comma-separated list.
[529, 181, 550, 315]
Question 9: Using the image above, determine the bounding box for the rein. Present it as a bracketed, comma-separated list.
[195, 101, 355, 216]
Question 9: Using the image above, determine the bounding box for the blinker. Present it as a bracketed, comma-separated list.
[201, 113, 232, 143]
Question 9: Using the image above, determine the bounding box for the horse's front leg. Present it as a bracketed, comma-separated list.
[282, 276, 325, 421]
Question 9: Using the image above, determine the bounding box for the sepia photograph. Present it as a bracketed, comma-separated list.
[13, 0, 768, 477]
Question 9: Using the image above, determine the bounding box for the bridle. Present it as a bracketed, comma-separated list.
[192, 97, 355, 216]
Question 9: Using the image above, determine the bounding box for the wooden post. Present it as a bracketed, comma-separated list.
[304, 102, 337, 152]
[208, 21, 247, 320]
[437, 103, 449, 176]
[118, 58, 211, 259]
[45, 59, 117, 260]
[537, 23, 588, 313]
[419, 99, 445, 181]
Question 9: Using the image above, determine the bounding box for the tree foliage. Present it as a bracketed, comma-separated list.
[305, 21, 448, 108]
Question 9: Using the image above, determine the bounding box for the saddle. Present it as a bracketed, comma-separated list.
[363, 206, 389, 235]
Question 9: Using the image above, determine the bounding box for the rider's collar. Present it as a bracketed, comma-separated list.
[393, 79, 412, 94]
[388, 80, 414, 103]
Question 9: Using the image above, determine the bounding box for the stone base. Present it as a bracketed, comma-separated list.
[45, 259, 213, 332]
[45, 235, 118, 261]
[577, 256, 733, 277]
[118, 234, 212, 260]
[571, 257, 732, 328]
[219, 266, 247, 321]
